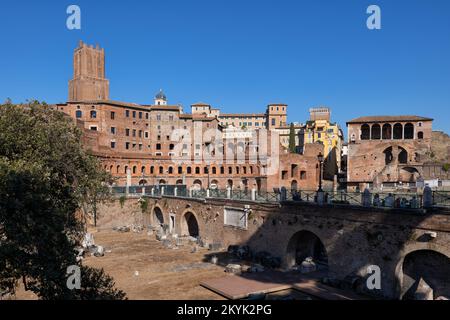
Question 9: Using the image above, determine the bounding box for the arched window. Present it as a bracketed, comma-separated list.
[228, 167, 233, 174]
[383, 147, 393, 165]
[398, 147, 408, 164]
[243, 167, 247, 174]
[178, 166, 183, 174]
[124, 166, 128, 174]
[195, 167, 200, 174]
[116, 165, 120, 174]
[212, 167, 217, 174]
[418, 131, 424, 139]
[159, 166, 164, 174]
[393, 123, 403, 140]
[361, 124, 370, 140]
[187, 167, 192, 174]
[404, 123, 414, 139]
[220, 166, 225, 175]
[76, 110, 82, 118]
[141, 166, 146, 174]
[382, 124, 392, 140]
[236, 167, 240, 174]
[90, 110, 97, 119]
[371, 124, 381, 140]
[168, 167, 173, 174]
[150, 166, 154, 174]
[132, 166, 137, 174]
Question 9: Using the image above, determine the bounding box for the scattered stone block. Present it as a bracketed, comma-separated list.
[82, 233, 95, 249]
[225, 264, 242, 275]
[210, 256, 219, 265]
[93, 245, 104, 257]
[300, 257, 317, 274]
[413, 278, 434, 300]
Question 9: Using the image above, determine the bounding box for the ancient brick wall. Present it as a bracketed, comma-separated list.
[96, 196, 450, 298]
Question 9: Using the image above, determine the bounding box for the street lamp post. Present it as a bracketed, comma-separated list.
[317, 152, 324, 192]
[317, 152, 325, 205]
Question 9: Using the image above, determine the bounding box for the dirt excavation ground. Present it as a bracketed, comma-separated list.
[12, 230, 229, 300]
[83, 230, 227, 300]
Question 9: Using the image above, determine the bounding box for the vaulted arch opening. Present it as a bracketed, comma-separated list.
[285, 230, 328, 271]
[398, 250, 450, 300]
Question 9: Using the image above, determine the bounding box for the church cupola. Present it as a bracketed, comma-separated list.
[154, 89, 167, 105]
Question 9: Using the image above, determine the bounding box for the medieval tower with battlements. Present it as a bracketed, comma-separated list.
[68, 40, 110, 101]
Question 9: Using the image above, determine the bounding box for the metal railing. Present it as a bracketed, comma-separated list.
[111, 186, 450, 210]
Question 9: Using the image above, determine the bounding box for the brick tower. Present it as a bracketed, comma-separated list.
[68, 40, 110, 101]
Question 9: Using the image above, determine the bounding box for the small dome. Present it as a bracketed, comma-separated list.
[155, 89, 167, 101]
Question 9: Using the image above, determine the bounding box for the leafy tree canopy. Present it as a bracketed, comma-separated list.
[0, 101, 125, 299]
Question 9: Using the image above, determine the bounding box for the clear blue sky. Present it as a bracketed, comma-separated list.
[1, 0, 450, 135]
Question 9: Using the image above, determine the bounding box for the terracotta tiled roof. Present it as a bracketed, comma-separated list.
[219, 113, 266, 118]
[347, 115, 433, 124]
[191, 102, 210, 106]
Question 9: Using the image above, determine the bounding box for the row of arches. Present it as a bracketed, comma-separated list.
[149, 206, 199, 238]
[104, 164, 262, 177]
[360, 123, 423, 140]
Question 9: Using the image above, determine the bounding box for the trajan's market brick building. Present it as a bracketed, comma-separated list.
[55, 41, 323, 192]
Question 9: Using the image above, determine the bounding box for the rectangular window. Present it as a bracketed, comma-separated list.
[132, 129, 136, 137]
[224, 208, 248, 229]
[169, 115, 174, 121]
[139, 144, 143, 150]
[145, 113, 149, 120]
[156, 144, 161, 150]
[145, 132, 149, 139]
[111, 141, 116, 149]
[111, 111, 115, 120]
[90, 126, 97, 131]
[156, 115, 161, 121]
[132, 111, 136, 118]
[110, 127, 116, 134]
[139, 130, 142, 138]
[139, 112, 142, 119]
[126, 128, 130, 137]
[125, 142, 130, 150]
[125, 110, 130, 118]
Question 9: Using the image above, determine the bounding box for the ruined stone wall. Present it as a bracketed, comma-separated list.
[96, 196, 450, 298]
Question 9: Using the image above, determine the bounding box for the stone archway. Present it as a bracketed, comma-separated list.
[396, 249, 450, 300]
[285, 230, 328, 270]
[153, 206, 164, 226]
[181, 211, 200, 238]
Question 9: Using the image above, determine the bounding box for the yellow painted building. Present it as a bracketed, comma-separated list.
[301, 107, 344, 179]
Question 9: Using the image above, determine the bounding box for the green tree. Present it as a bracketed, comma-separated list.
[0, 101, 125, 300]
[288, 123, 297, 153]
